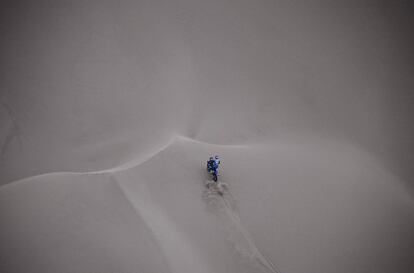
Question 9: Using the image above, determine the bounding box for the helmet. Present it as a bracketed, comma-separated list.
[214, 155, 219, 160]
[210, 157, 214, 160]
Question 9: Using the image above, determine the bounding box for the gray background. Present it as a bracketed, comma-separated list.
[1, 0, 413, 187]
[0, 1, 413, 273]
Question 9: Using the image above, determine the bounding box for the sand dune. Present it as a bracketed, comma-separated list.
[1, 0, 414, 272]
[1, 136, 413, 272]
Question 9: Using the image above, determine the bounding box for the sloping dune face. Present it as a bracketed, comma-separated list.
[1, 137, 414, 273]
[1, 1, 413, 273]
[1, 0, 413, 184]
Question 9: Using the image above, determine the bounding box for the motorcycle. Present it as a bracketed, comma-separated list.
[208, 168, 218, 182]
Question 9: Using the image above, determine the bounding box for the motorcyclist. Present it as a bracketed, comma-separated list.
[207, 156, 220, 181]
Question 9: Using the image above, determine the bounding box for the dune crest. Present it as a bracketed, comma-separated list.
[1, 0, 413, 272]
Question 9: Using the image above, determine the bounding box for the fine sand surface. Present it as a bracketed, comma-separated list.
[1, 1, 414, 273]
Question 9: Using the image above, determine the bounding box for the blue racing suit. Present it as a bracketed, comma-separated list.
[207, 158, 220, 176]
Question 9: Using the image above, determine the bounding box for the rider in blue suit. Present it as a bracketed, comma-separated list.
[207, 156, 220, 181]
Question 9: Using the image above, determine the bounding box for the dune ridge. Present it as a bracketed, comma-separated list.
[2, 135, 413, 273]
[1, 1, 413, 272]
